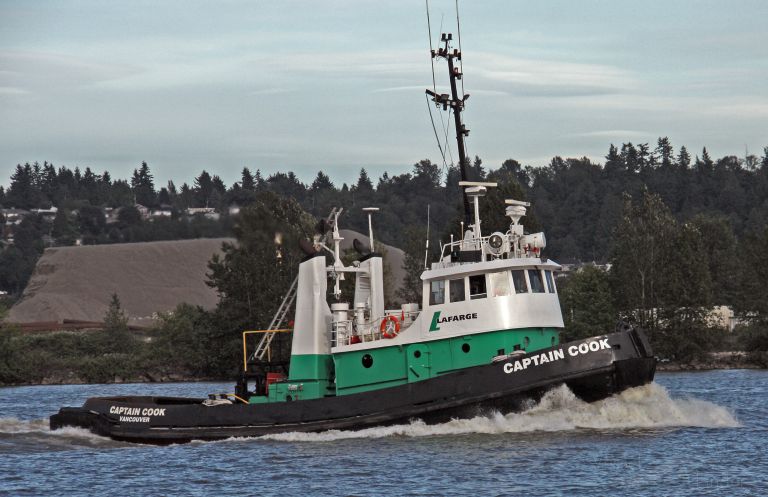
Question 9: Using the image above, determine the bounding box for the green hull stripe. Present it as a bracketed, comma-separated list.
[251, 327, 559, 402]
[333, 327, 559, 395]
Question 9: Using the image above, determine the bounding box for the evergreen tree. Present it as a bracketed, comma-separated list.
[207, 192, 314, 348]
[677, 146, 691, 169]
[109, 179, 133, 207]
[40, 162, 57, 203]
[131, 162, 156, 206]
[82, 167, 100, 205]
[0, 215, 45, 294]
[73, 167, 83, 197]
[266, 171, 306, 201]
[604, 144, 624, 177]
[194, 171, 214, 207]
[311, 171, 334, 191]
[620, 143, 639, 173]
[254, 169, 265, 190]
[7, 164, 40, 209]
[697, 147, 714, 173]
[397, 225, 427, 304]
[157, 187, 171, 206]
[655, 137, 675, 169]
[637, 142, 653, 173]
[178, 183, 194, 209]
[104, 293, 129, 332]
[98, 171, 112, 206]
[356, 168, 373, 192]
[241, 167, 255, 191]
[309, 171, 336, 215]
[212, 175, 227, 196]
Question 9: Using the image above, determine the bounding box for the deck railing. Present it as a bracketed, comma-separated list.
[331, 309, 421, 347]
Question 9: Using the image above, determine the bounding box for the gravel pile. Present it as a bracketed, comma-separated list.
[7, 238, 233, 327]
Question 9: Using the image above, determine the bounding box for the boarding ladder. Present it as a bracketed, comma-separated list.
[250, 275, 298, 362]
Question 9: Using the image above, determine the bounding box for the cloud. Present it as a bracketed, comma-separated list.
[0, 50, 139, 94]
[249, 88, 295, 96]
[549, 93, 768, 122]
[469, 52, 636, 97]
[0, 86, 29, 96]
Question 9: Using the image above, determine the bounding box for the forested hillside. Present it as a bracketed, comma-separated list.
[2, 139, 768, 382]
[1, 139, 767, 297]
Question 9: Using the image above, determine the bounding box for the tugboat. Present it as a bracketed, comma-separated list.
[50, 28, 655, 444]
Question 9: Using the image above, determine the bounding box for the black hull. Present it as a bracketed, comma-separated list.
[50, 328, 655, 444]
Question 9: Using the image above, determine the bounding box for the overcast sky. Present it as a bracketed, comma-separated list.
[1, 0, 766, 188]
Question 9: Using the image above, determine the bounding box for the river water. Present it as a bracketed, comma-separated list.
[0, 370, 763, 496]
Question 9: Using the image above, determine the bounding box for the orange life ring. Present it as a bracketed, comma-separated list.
[380, 315, 401, 339]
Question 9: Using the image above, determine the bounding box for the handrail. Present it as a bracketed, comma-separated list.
[331, 310, 421, 347]
[242, 329, 292, 371]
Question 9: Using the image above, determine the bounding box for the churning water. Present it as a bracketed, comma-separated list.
[0, 370, 764, 496]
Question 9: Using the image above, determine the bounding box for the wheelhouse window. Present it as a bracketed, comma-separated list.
[449, 278, 465, 302]
[545, 270, 556, 293]
[429, 280, 445, 305]
[512, 270, 528, 293]
[528, 269, 545, 293]
[469, 274, 487, 300]
[489, 271, 510, 297]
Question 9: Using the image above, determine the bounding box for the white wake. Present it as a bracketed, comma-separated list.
[0, 416, 111, 444]
[260, 383, 740, 442]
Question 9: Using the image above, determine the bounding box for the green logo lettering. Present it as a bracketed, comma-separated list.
[429, 311, 441, 332]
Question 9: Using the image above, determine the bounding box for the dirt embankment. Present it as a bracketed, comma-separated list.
[6, 238, 233, 328]
[6, 232, 408, 331]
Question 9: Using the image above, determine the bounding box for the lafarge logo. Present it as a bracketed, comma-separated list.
[429, 311, 478, 332]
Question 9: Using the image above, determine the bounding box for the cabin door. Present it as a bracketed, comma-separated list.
[407, 344, 432, 382]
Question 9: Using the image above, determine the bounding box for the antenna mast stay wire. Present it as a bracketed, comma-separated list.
[426, 94, 449, 170]
[439, 105, 455, 167]
[425, 0, 437, 93]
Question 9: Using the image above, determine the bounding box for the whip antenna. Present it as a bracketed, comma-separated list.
[424, 204, 431, 269]
[455, 0, 465, 97]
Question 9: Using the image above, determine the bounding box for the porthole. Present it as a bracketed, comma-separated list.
[286, 395, 293, 402]
[551, 336, 557, 346]
[462, 343, 471, 353]
[362, 354, 373, 368]
[414, 350, 422, 358]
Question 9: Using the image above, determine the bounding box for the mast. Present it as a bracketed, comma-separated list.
[427, 32, 472, 226]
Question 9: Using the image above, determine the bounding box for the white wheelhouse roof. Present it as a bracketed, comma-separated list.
[421, 258, 562, 281]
